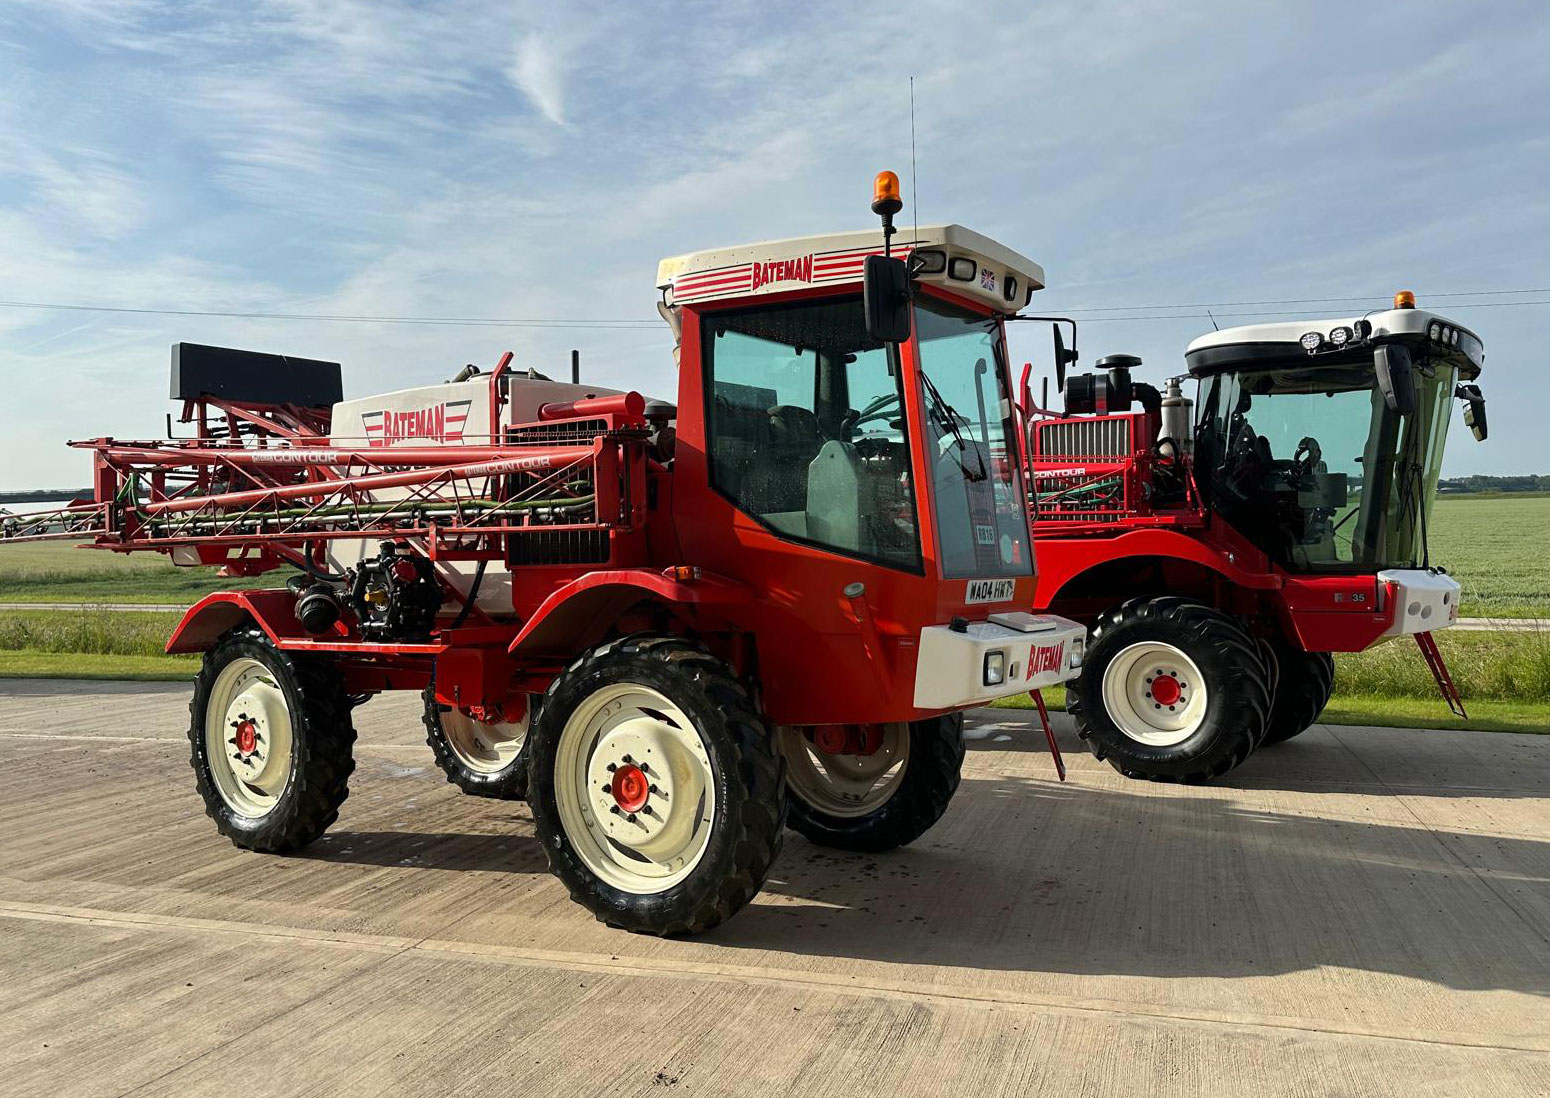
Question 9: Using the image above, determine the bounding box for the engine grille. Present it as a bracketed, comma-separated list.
[1035, 417, 1131, 458]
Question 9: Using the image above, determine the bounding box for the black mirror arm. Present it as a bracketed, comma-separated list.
[1007, 315, 1079, 392]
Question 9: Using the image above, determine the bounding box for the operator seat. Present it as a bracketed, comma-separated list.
[757, 405, 827, 513]
[806, 439, 869, 555]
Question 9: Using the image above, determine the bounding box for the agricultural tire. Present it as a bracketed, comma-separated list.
[1260, 646, 1336, 746]
[779, 714, 965, 853]
[1069, 597, 1270, 783]
[527, 633, 785, 936]
[423, 681, 533, 800]
[189, 626, 356, 852]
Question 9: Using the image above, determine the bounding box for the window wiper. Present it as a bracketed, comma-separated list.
[920, 372, 987, 482]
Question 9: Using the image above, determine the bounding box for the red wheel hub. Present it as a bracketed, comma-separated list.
[1149, 675, 1182, 707]
[813, 725, 851, 754]
[811, 724, 887, 756]
[234, 720, 258, 754]
[610, 763, 650, 813]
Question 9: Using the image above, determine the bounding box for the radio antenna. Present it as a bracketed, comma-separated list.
[909, 76, 919, 244]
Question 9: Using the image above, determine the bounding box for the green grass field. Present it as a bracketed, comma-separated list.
[0, 542, 273, 604]
[1428, 495, 1550, 618]
[3, 494, 1544, 614]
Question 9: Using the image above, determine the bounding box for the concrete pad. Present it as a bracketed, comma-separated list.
[1, 679, 1548, 1097]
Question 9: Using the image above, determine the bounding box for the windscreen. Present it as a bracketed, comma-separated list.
[1195, 360, 1457, 571]
[913, 297, 1034, 579]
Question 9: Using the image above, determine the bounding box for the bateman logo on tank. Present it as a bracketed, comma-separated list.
[751, 254, 814, 290]
[361, 400, 473, 446]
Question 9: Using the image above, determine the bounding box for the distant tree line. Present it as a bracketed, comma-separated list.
[0, 488, 92, 505]
[1438, 475, 1550, 494]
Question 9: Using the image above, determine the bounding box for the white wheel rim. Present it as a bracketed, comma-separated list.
[440, 703, 530, 774]
[204, 656, 294, 818]
[1100, 642, 1209, 747]
[553, 684, 716, 895]
[778, 724, 909, 818]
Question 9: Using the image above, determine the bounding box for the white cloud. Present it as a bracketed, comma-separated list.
[508, 31, 567, 126]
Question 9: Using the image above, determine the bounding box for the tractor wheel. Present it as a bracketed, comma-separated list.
[777, 714, 964, 853]
[1260, 647, 1336, 746]
[423, 683, 534, 800]
[1069, 597, 1270, 783]
[527, 634, 785, 936]
[189, 626, 356, 852]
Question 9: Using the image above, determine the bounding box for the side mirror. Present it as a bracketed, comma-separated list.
[863, 254, 911, 343]
[1052, 324, 1078, 392]
[1457, 383, 1488, 442]
[1374, 344, 1416, 415]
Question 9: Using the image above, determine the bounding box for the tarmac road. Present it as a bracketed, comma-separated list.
[1, 680, 1546, 1097]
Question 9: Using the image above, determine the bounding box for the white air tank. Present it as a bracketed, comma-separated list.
[1160, 377, 1193, 454]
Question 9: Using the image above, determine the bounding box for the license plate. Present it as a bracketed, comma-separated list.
[965, 578, 1016, 604]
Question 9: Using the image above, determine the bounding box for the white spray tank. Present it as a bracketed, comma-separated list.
[1160, 376, 1194, 455]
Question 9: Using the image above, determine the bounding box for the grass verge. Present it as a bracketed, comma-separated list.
[0, 542, 272, 605]
[0, 609, 185, 657]
[1318, 696, 1548, 734]
[0, 650, 196, 680]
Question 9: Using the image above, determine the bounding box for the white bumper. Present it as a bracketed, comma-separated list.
[1379, 569, 1461, 636]
[912, 612, 1087, 710]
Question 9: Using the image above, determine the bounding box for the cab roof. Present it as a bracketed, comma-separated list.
[657, 223, 1045, 314]
[1185, 307, 1483, 380]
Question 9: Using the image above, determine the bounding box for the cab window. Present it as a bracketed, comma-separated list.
[703, 297, 921, 571]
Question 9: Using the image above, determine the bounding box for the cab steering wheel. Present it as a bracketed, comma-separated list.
[1290, 436, 1322, 481]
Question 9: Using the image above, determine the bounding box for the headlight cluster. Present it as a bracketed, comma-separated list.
[1068, 638, 1084, 669]
[1428, 321, 1463, 347]
[1300, 325, 1356, 353]
[983, 649, 1007, 686]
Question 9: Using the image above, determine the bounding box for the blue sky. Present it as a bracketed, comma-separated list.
[0, 0, 1545, 488]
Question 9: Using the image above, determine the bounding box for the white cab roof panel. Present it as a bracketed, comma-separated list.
[657, 223, 1045, 313]
[1186, 307, 1484, 374]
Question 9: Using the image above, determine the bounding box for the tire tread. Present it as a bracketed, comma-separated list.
[528, 633, 784, 936]
[188, 625, 355, 853]
[1069, 597, 1269, 783]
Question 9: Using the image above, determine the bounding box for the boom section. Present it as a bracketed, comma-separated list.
[31, 388, 651, 569]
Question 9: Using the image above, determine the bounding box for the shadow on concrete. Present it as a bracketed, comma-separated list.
[709, 776, 1550, 994]
[969, 710, 1548, 799]
[303, 827, 547, 874]
[293, 771, 1550, 997]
